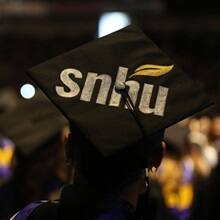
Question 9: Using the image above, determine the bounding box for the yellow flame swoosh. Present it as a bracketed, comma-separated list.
[0, 147, 14, 167]
[130, 64, 174, 78]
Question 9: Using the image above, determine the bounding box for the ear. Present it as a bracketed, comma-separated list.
[65, 133, 74, 166]
[146, 130, 165, 169]
[148, 141, 164, 169]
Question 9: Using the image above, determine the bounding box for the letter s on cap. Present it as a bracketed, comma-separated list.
[55, 68, 82, 98]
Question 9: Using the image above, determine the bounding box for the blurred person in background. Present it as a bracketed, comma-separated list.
[199, 116, 212, 137]
[209, 116, 220, 152]
[189, 115, 220, 220]
[0, 136, 16, 186]
[0, 92, 70, 219]
[0, 88, 19, 186]
[155, 116, 217, 220]
[188, 117, 218, 175]
[187, 128, 211, 178]
[200, 116, 218, 169]
[187, 62, 220, 220]
[156, 123, 194, 220]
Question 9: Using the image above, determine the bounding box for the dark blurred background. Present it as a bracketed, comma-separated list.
[1, 1, 220, 220]
[0, 0, 220, 106]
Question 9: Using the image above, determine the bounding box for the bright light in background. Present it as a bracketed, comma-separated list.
[20, 84, 36, 99]
[98, 12, 131, 38]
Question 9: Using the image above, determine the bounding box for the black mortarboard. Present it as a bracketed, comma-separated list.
[27, 25, 213, 162]
[0, 91, 68, 155]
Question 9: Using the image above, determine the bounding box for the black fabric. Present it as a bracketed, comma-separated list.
[68, 128, 162, 192]
[58, 184, 136, 219]
[26, 202, 59, 220]
[21, 182, 170, 220]
[27, 25, 213, 159]
[0, 181, 22, 220]
[0, 91, 67, 155]
[189, 162, 220, 220]
[25, 184, 136, 220]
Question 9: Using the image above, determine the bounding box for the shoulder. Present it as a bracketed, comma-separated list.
[10, 200, 59, 220]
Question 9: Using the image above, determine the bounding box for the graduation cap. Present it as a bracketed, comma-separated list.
[26, 25, 213, 167]
[0, 91, 68, 155]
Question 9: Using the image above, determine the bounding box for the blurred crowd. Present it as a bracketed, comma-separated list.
[0, 1, 219, 219]
[1, 100, 220, 220]
[150, 115, 220, 220]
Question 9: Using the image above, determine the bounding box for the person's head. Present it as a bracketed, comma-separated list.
[64, 126, 164, 210]
[21, 130, 72, 202]
[65, 126, 164, 196]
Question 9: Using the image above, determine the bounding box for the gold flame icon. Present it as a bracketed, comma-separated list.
[130, 64, 174, 78]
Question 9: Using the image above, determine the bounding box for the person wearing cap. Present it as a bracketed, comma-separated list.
[0, 93, 69, 219]
[0, 136, 15, 186]
[10, 25, 213, 220]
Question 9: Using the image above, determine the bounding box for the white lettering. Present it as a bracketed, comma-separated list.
[109, 67, 140, 108]
[109, 67, 128, 107]
[55, 68, 82, 98]
[124, 80, 140, 108]
[139, 84, 169, 116]
[80, 72, 112, 105]
[56, 67, 169, 116]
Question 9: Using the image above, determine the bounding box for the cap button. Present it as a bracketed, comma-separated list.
[115, 83, 126, 91]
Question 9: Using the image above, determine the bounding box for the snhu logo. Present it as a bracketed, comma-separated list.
[55, 64, 174, 116]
